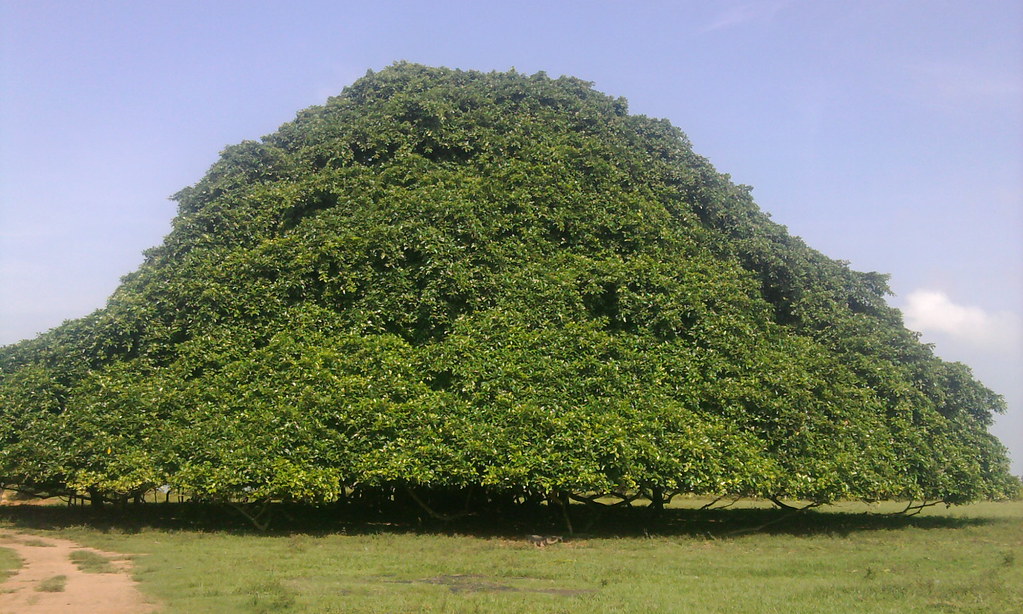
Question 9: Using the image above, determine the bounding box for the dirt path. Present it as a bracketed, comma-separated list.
[0, 533, 157, 614]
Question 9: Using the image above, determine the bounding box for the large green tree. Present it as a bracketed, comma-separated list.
[1, 63, 1016, 512]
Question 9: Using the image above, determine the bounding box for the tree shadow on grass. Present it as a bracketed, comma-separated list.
[0, 499, 1002, 540]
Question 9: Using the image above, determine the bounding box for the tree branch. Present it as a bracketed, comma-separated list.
[700, 495, 744, 510]
[226, 498, 274, 531]
[768, 497, 822, 512]
[552, 492, 574, 535]
[404, 486, 472, 522]
[567, 492, 642, 509]
[887, 500, 940, 516]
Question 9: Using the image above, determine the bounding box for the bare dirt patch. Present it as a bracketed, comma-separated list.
[0, 533, 157, 614]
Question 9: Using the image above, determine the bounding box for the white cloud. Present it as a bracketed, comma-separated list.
[903, 289, 1022, 353]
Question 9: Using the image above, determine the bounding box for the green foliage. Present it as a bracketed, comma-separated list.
[0, 62, 1015, 514]
[0, 545, 20, 582]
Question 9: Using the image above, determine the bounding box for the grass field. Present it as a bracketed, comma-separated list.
[0, 544, 19, 583]
[1, 499, 1020, 613]
[69, 549, 119, 574]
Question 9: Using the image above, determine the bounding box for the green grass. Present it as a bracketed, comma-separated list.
[0, 546, 20, 583]
[1, 500, 1020, 613]
[18, 537, 55, 547]
[69, 549, 119, 573]
[35, 574, 67, 592]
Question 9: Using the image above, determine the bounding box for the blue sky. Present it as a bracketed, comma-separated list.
[2, 1, 1021, 473]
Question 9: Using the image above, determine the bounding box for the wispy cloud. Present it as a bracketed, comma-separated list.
[905, 61, 1023, 109]
[903, 289, 1022, 353]
[703, 1, 793, 32]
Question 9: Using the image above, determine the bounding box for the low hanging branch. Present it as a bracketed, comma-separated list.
[767, 496, 822, 512]
[226, 498, 274, 531]
[404, 486, 472, 522]
[717, 497, 823, 537]
[723, 506, 817, 538]
[568, 492, 643, 509]
[700, 494, 743, 510]
[888, 499, 941, 516]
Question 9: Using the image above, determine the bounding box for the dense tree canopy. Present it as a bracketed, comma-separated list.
[1, 63, 1016, 514]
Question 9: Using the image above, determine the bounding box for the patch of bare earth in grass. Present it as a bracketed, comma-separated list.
[0, 534, 157, 613]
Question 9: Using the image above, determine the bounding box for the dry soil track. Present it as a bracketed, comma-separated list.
[0, 533, 156, 614]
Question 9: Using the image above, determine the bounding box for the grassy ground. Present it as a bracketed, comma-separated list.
[34, 574, 67, 592]
[1, 499, 1020, 613]
[0, 544, 19, 583]
[69, 549, 119, 573]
